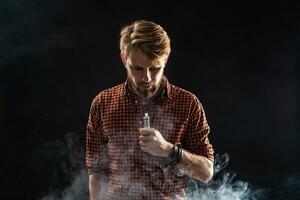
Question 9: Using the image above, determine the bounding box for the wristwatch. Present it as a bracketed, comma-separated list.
[165, 143, 183, 168]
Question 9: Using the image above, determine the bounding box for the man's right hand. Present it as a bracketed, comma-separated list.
[89, 173, 108, 200]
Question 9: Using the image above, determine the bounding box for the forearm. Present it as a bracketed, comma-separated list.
[175, 148, 214, 183]
[89, 173, 108, 200]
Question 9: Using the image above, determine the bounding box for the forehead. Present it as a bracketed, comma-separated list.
[127, 49, 149, 65]
[126, 48, 164, 68]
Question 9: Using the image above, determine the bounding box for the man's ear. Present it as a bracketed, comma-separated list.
[161, 55, 169, 69]
[120, 52, 127, 67]
[163, 55, 169, 66]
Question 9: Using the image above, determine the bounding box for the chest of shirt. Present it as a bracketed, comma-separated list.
[101, 97, 190, 146]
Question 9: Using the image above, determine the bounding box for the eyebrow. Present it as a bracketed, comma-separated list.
[129, 64, 161, 69]
[129, 64, 143, 68]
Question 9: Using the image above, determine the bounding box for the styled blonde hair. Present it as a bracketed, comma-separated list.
[120, 20, 171, 65]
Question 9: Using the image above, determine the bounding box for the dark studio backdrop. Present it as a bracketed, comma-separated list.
[0, 1, 299, 199]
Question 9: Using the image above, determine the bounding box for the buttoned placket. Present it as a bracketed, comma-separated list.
[128, 94, 144, 128]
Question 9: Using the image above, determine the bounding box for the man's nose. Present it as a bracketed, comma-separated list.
[142, 69, 151, 83]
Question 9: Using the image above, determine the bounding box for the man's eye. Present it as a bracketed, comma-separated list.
[135, 68, 143, 71]
[150, 67, 159, 71]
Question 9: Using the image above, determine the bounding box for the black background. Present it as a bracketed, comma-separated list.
[0, 1, 299, 199]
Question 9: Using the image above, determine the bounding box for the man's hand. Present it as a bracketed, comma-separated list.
[138, 128, 173, 157]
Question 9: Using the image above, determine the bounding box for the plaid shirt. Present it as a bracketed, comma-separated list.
[86, 77, 214, 200]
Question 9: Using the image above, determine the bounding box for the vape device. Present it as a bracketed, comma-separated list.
[143, 113, 150, 128]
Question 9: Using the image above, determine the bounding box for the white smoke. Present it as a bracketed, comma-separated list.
[37, 133, 268, 200]
[41, 169, 87, 200]
[185, 153, 265, 200]
[34, 132, 89, 200]
[186, 172, 264, 200]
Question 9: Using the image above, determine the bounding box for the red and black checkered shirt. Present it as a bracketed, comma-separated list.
[86, 77, 214, 200]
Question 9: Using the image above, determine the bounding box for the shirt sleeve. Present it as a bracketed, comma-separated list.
[182, 95, 214, 162]
[86, 96, 109, 175]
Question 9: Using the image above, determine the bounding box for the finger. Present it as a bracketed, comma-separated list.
[139, 136, 153, 143]
[140, 146, 148, 152]
[140, 139, 148, 144]
[140, 132, 153, 138]
[139, 134, 152, 139]
[139, 129, 151, 135]
[139, 140, 147, 146]
[140, 127, 152, 131]
[139, 128, 154, 135]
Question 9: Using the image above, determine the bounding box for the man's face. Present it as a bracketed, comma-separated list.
[121, 48, 167, 99]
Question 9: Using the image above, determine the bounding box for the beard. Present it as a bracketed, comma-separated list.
[128, 78, 162, 100]
[137, 84, 157, 99]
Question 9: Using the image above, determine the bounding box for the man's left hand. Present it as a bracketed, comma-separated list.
[139, 128, 173, 157]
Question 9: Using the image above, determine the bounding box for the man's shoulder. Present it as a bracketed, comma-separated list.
[169, 83, 205, 112]
[91, 82, 125, 104]
[169, 83, 199, 102]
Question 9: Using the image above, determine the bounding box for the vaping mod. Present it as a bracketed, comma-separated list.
[143, 113, 150, 128]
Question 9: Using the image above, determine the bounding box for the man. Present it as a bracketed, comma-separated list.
[86, 20, 214, 200]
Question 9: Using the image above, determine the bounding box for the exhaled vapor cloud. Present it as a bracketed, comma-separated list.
[36, 133, 273, 200]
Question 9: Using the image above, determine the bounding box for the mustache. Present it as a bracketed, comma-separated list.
[139, 82, 152, 86]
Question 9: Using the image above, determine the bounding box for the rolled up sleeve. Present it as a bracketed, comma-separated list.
[86, 96, 108, 175]
[183, 96, 214, 162]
